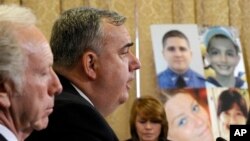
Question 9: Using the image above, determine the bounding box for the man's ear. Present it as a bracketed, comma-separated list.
[0, 82, 11, 108]
[81, 51, 98, 80]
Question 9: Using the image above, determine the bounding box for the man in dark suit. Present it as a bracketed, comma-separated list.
[0, 5, 62, 141]
[26, 7, 141, 141]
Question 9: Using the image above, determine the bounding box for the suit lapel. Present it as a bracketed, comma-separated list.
[56, 73, 119, 141]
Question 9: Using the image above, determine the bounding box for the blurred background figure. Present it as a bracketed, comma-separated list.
[159, 88, 214, 141]
[217, 88, 248, 141]
[126, 96, 169, 141]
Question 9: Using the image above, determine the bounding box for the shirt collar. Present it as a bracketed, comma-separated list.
[0, 124, 18, 141]
[71, 83, 94, 106]
[167, 68, 190, 81]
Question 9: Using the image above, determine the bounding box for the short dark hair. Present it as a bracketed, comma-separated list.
[217, 89, 248, 118]
[162, 30, 190, 48]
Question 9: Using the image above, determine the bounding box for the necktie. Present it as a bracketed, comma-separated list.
[176, 76, 186, 88]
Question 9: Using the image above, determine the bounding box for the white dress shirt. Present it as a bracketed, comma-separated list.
[71, 83, 94, 106]
[0, 124, 18, 141]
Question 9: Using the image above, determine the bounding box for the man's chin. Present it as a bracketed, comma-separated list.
[33, 119, 49, 131]
[172, 67, 188, 74]
[120, 93, 129, 104]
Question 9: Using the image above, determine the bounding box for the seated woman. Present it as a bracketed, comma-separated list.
[126, 95, 169, 141]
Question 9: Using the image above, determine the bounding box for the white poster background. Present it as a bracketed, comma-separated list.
[150, 24, 205, 76]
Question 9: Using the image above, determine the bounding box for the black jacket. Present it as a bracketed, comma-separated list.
[26, 74, 118, 141]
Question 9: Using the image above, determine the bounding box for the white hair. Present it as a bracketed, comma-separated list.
[0, 4, 36, 25]
[0, 4, 37, 93]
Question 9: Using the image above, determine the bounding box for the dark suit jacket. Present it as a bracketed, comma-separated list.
[0, 134, 7, 141]
[25, 74, 119, 141]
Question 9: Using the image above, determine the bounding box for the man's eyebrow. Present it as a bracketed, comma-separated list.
[166, 46, 175, 50]
[123, 42, 134, 48]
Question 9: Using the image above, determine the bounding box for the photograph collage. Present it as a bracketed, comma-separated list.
[151, 24, 249, 141]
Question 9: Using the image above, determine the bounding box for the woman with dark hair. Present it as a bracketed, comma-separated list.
[217, 88, 248, 141]
[126, 96, 168, 141]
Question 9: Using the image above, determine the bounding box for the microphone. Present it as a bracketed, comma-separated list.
[216, 137, 227, 141]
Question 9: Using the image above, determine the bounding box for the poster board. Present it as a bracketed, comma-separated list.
[151, 24, 250, 141]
